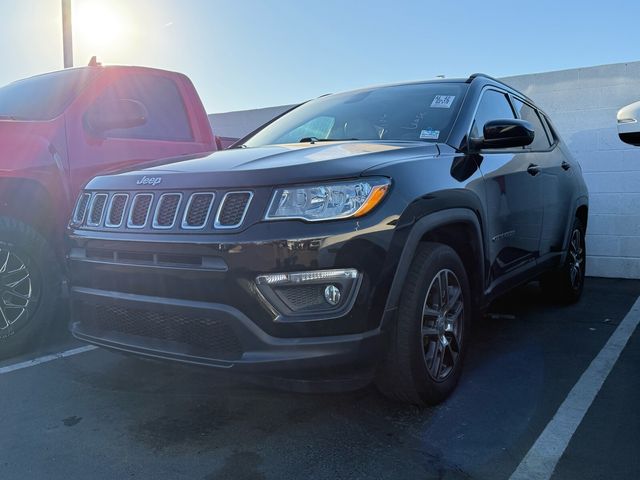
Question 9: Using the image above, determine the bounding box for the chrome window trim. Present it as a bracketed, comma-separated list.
[181, 192, 216, 230]
[214, 191, 253, 229]
[152, 192, 183, 230]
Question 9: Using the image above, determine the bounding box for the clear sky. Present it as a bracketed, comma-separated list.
[0, 0, 639, 113]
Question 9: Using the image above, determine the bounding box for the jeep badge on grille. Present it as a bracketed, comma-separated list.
[136, 176, 162, 186]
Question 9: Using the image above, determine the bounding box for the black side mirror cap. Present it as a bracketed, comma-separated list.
[84, 99, 148, 135]
[471, 118, 535, 150]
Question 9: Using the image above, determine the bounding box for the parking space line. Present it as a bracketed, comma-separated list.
[0, 345, 98, 375]
[509, 296, 640, 480]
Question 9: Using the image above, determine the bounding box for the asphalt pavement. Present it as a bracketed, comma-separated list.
[0, 277, 639, 480]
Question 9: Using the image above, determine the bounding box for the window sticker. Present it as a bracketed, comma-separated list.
[431, 95, 455, 108]
[420, 128, 439, 140]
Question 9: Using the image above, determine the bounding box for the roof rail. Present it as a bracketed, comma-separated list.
[466, 72, 505, 84]
[466, 72, 532, 100]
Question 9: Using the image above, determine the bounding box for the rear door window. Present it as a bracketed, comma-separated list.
[93, 74, 193, 141]
[540, 113, 557, 145]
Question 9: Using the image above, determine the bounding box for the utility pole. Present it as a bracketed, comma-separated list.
[62, 0, 73, 68]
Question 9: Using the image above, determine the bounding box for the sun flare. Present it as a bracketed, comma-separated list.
[74, 1, 129, 55]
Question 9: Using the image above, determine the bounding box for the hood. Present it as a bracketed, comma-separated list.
[86, 140, 440, 190]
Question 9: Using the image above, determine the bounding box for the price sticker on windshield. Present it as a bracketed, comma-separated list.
[431, 95, 456, 108]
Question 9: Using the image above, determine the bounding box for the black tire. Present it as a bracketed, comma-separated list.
[540, 217, 586, 304]
[375, 242, 471, 406]
[0, 217, 60, 360]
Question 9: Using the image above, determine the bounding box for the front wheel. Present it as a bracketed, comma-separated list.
[0, 218, 60, 360]
[375, 242, 471, 406]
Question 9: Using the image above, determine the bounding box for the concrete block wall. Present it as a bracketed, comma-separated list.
[503, 62, 640, 279]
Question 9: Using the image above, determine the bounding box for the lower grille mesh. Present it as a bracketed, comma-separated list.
[275, 285, 325, 311]
[83, 303, 243, 360]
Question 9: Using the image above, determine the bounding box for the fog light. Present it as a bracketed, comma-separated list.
[255, 268, 360, 318]
[256, 269, 357, 285]
[324, 285, 341, 306]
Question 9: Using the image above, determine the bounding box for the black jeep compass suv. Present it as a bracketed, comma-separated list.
[67, 74, 588, 405]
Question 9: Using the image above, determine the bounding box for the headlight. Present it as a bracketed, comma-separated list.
[265, 178, 390, 221]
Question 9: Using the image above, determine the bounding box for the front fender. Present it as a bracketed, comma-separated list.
[0, 130, 70, 211]
[382, 208, 485, 317]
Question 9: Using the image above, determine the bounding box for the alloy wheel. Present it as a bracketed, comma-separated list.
[0, 248, 35, 333]
[421, 269, 464, 381]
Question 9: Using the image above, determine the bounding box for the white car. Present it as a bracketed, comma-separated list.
[617, 101, 640, 146]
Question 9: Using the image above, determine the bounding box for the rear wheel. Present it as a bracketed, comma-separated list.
[541, 217, 586, 303]
[376, 242, 471, 406]
[0, 218, 59, 360]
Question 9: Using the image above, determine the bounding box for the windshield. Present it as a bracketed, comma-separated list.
[0, 68, 97, 121]
[243, 82, 466, 147]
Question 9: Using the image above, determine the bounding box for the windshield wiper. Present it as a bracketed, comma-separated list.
[0, 115, 22, 120]
[299, 137, 359, 143]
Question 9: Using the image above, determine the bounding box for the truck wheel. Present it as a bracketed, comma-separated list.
[540, 217, 586, 304]
[0, 218, 60, 360]
[376, 242, 471, 406]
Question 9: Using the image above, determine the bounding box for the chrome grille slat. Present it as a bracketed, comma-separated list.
[77, 190, 253, 231]
[73, 193, 91, 224]
[87, 193, 108, 226]
[105, 194, 129, 228]
[214, 191, 253, 229]
[182, 192, 215, 229]
[127, 193, 154, 228]
[152, 193, 182, 229]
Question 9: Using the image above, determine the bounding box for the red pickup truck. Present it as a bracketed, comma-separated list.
[0, 64, 218, 358]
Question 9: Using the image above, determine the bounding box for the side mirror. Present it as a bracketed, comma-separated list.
[471, 119, 535, 150]
[84, 99, 148, 135]
[617, 101, 640, 146]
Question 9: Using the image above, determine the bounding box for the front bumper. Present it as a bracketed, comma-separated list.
[67, 217, 401, 378]
[70, 286, 385, 377]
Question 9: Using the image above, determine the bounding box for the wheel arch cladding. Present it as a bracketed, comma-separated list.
[384, 208, 485, 316]
[576, 203, 588, 230]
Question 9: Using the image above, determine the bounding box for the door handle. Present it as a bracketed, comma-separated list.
[561, 161, 571, 171]
[527, 164, 540, 176]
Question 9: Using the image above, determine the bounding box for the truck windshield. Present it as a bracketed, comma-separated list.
[0, 68, 98, 121]
[243, 82, 467, 147]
